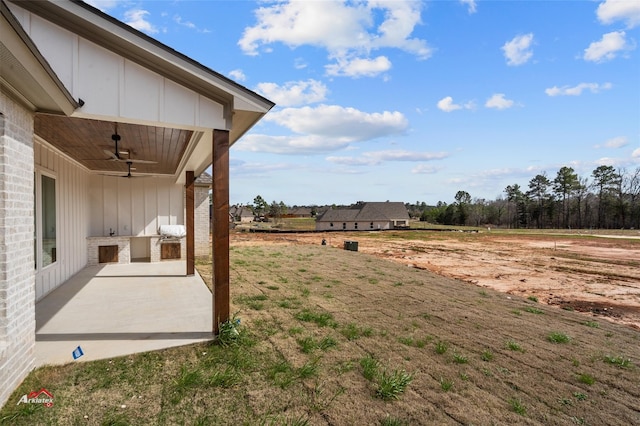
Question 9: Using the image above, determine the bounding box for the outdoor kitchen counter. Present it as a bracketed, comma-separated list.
[87, 235, 181, 264]
[87, 236, 131, 265]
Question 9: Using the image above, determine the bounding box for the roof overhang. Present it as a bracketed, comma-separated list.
[10, 0, 274, 144]
[5, 0, 274, 183]
[0, 1, 78, 114]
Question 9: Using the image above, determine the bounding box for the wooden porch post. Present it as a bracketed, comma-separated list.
[212, 129, 230, 334]
[186, 170, 195, 276]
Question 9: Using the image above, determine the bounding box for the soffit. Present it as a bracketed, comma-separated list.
[35, 115, 193, 176]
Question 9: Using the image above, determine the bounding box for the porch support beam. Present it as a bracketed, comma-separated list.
[186, 170, 195, 276]
[212, 129, 230, 335]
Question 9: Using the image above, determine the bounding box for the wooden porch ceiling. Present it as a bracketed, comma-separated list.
[34, 115, 193, 176]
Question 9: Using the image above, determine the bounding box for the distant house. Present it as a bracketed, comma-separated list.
[315, 202, 410, 231]
[287, 207, 313, 218]
[194, 172, 212, 259]
[230, 205, 254, 223]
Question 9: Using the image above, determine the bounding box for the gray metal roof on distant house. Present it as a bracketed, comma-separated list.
[316, 202, 409, 222]
[289, 207, 313, 216]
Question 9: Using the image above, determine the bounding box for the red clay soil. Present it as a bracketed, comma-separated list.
[232, 230, 640, 330]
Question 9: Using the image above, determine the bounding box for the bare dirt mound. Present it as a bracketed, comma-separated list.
[233, 231, 640, 329]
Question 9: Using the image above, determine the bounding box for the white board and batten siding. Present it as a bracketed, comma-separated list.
[34, 141, 89, 301]
[88, 175, 184, 238]
[9, 4, 226, 131]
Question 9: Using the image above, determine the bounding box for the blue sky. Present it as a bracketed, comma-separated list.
[88, 0, 640, 206]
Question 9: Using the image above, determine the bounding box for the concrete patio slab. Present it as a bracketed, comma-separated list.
[35, 261, 213, 366]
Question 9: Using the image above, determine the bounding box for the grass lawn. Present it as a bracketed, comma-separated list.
[1, 240, 638, 425]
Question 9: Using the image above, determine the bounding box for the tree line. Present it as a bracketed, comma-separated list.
[408, 165, 640, 229]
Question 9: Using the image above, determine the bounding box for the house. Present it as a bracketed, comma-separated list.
[0, 0, 273, 408]
[194, 172, 212, 259]
[230, 205, 255, 223]
[287, 207, 313, 218]
[315, 202, 410, 231]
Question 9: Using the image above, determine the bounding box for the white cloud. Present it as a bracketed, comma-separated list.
[255, 80, 328, 107]
[502, 33, 534, 66]
[124, 9, 158, 34]
[604, 136, 629, 148]
[235, 134, 351, 155]
[597, 0, 640, 28]
[460, 0, 477, 14]
[632, 148, 640, 158]
[174, 15, 195, 29]
[229, 69, 247, 82]
[485, 94, 515, 110]
[326, 56, 392, 78]
[412, 164, 442, 174]
[545, 82, 613, 96]
[235, 105, 408, 155]
[230, 158, 294, 176]
[239, 1, 431, 78]
[437, 96, 475, 112]
[437, 97, 461, 112]
[584, 31, 631, 62]
[596, 156, 617, 166]
[294, 58, 308, 70]
[265, 104, 408, 142]
[174, 15, 211, 33]
[327, 150, 449, 166]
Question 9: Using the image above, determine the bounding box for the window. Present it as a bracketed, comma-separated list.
[35, 172, 57, 269]
[370, 222, 374, 229]
[355, 222, 358, 230]
[330, 222, 333, 227]
[342, 223, 346, 230]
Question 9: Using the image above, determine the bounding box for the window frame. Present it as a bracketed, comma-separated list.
[34, 168, 58, 271]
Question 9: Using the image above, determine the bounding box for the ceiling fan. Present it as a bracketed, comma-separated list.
[120, 161, 142, 178]
[103, 123, 157, 164]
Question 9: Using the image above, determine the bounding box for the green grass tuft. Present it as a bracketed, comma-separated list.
[548, 332, 571, 344]
[506, 340, 524, 352]
[509, 397, 527, 416]
[435, 340, 448, 354]
[376, 369, 414, 400]
[440, 377, 454, 391]
[603, 355, 633, 368]
[577, 373, 595, 385]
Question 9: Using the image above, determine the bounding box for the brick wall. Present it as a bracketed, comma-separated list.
[0, 92, 36, 408]
[194, 185, 210, 259]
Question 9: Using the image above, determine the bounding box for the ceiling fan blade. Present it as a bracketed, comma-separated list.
[126, 158, 157, 164]
[103, 149, 119, 160]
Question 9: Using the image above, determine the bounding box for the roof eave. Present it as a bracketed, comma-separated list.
[10, 0, 274, 118]
[1, 0, 78, 114]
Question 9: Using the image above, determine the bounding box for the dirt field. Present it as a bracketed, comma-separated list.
[233, 230, 640, 330]
[222, 234, 640, 424]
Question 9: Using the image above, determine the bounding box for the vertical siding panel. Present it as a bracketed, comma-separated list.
[169, 183, 183, 225]
[47, 148, 54, 171]
[118, 178, 132, 235]
[131, 179, 145, 235]
[157, 181, 170, 228]
[62, 160, 67, 280]
[144, 179, 157, 235]
[103, 177, 118, 236]
[53, 152, 60, 286]
[88, 174, 103, 236]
